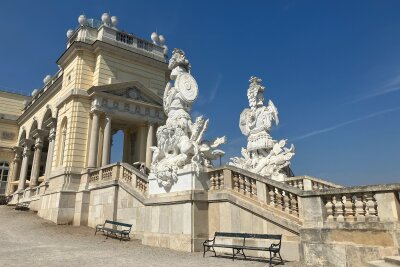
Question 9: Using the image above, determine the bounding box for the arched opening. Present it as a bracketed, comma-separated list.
[27, 120, 38, 182]
[111, 130, 124, 163]
[19, 129, 27, 144]
[0, 162, 9, 195]
[40, 109, 53, 178]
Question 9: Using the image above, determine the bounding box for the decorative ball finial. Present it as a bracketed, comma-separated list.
[101, 13, 111, 26]
[31, 89, 38, 97]
[151, 32, 159, 44]
[78, 14, 86, 25]
[43, 75, 52, 84]
[66, 29, 74, 38]
[111, 16, 118, 27]
[158, 35, 166, 45]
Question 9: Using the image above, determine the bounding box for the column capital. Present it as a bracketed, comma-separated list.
[104, 113, 113, 120]
[12, 146, 23, 161]
[90, 109, 104, 116]
[31, 129, 48, 140]
[19, 138, 34, 148]
[44, 117, 57, 129]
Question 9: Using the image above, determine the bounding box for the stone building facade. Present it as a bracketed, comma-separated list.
[2, 14, 399, 267]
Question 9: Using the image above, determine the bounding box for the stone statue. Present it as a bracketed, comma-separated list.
[150, 48, 226, 188]
[229, 76, 295, 181]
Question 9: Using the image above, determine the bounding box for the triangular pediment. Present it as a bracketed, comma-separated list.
[89, 81, 163, 106]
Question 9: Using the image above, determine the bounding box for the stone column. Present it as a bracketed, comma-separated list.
[123, 128, 131, 163]
[145, 123, 154, 168]
[136, 124, 148, 163]
[9, 146, 22, 194]
[88, 111, 100, 168]
[44, 119, 57, 180]
[101, 114, 112, 166]
[30, 130, 46, 187]
[17, 139, 33, 191]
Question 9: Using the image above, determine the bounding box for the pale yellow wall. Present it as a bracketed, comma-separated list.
[61, 50, 96, 96]
[94, 51, 167, 96]
[0, 120, 19, 147]
[14, 39, 167, 180]
[0, 91, 27, 117]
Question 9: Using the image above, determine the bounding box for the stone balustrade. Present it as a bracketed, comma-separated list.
[88, 162, 148, 196]
[208, 166, 302, 219]
[286, 175, 343, 191]
[301, 184, 400, 224]
[208, 166, 400, 225]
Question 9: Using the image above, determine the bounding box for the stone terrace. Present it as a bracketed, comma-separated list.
[0, 206, 299, 266]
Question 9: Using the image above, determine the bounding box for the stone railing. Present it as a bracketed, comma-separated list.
[208, 166, 400, 225]
[120, 163, 148, 195]
[67, 24, 165, 62]
[302, 184, 400, 224]
[88, 162, 148, 196]
[286, 175, 343, 191]
[208, 166, 303, 219]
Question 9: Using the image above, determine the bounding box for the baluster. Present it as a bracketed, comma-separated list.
[268, 186, 276, 206]
[245, 177, 251, 196]
[289, 193, 298, 216]
[298, 180, 304, 190]
[251, 179, 257, 198]
[283, 191, 290, 213]
[344, 195, 355, 221]
[233, 172, 240, 192]
[210, 172, 216, 190]
[334, 195, 345, 222]
[218, 171, 224, 189]
[354, 194, 365, 222]
[325, 196, 334, 221]
[312, 182, 318, 191]
[239, 175, 245, 194]
[276, 189, 283, 210]
[215, 172, 221, 190]
[365, 193, 378, 221]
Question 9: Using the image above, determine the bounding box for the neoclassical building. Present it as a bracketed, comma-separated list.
[2, 13, 399, 267]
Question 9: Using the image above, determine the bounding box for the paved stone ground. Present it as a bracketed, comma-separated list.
[0, 206, 299, 266]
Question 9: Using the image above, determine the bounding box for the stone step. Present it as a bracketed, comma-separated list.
[369, 257, 400, 267]
[384, 257, 400, 266]
[368, 260, 398, 267]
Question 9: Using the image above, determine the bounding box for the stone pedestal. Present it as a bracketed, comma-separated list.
[148, 167, 209, 195]
[144, 167, 210, 252]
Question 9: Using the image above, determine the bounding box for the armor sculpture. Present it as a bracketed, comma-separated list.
[230, 76, 295, 181]
[150, 49, 226, 188]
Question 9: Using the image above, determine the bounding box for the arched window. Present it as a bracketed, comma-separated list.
[0, 162, 9, 195]
[0, 162, 9, 182]
[58, 118, 68, 166]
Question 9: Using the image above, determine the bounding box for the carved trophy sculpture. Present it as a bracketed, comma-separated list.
[229, 76, 295, 181]
[150, 48, 226, 188]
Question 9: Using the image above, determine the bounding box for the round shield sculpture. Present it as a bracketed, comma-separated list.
[175, 73, 198, 103]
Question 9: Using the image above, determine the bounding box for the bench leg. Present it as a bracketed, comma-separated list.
[269, 250, 272, 267]
[278, 252, 284, 265]
[232, 248, 235, 261]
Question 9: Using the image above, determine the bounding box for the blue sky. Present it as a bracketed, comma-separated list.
[0, 1, 399, 186]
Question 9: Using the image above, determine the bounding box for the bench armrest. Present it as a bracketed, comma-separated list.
[269, 243, 281, 249]
[203, 238, 215, 245]
[95, 224, 104, 230]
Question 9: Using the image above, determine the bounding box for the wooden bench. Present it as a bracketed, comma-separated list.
[95, 220, 132, 241]
[15, 202, 29, 211]
[203, 232, 284, 266]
